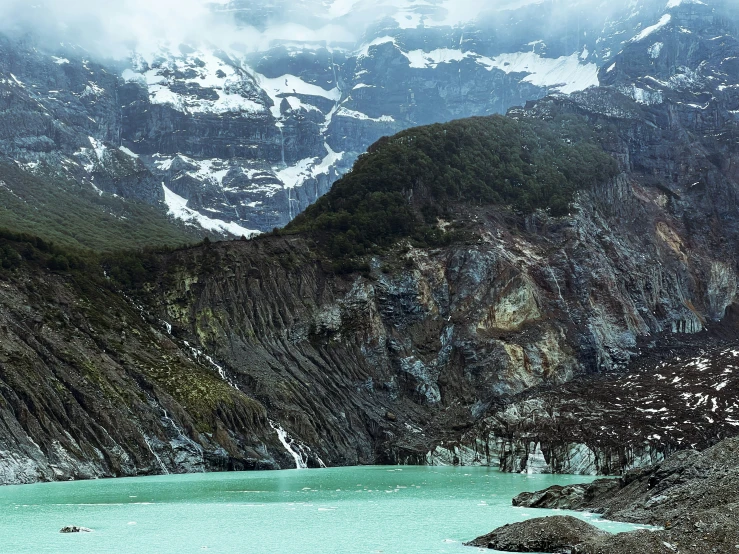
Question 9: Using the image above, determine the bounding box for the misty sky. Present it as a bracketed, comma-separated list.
[0, 0, 660, 59]
[0, 0, 543, 57]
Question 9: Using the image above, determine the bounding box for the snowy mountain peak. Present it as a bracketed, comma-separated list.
[0, 0, 736, 236]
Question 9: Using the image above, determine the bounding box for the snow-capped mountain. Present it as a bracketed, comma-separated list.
[0, 0, 736, 235]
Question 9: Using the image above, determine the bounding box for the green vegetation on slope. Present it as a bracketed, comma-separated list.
[0, 227, 89, 273]
[0, 224, 185, 296]
[287, 114, 618, 262]
[0, 162, 202, 252]
[0, 229, 263, 438]
[0, 114, 619, 279]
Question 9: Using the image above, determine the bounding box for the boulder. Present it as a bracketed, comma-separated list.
[464, 515, 607, 552]
[513, 480, 620, 510]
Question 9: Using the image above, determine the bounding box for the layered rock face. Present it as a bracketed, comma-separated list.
[0, 265, 294, 483]
[454, 0, 739, 474]
[141, 139, 738, 473]
[138, 2, 739, 470]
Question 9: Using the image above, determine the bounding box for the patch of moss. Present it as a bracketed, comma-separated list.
[141, 357, 263, 433]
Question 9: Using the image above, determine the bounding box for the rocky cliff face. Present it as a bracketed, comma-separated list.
[139, 120, 738, 474]
[460, 0, 739, 474]
[0, 262, 297, 484]
[508, 437, 739, 553]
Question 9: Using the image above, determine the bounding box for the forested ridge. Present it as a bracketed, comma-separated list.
[287, 114, 618, 262]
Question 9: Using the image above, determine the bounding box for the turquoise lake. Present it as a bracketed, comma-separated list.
[0, 467, 651, 553]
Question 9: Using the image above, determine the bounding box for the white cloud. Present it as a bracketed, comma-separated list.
[0, 0, 659, 60]
[0, 0, 238, 57]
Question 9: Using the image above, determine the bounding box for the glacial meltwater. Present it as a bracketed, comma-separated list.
[0, 467, 651, 553]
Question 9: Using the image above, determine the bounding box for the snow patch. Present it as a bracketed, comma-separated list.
[336, 107, 395, 122]
[128, 50, 266, 115]
[621, 85, 664, 105]
[479, 51, 600, 94]
[162, 184, 260, 238]
[404, 48, 470, 69]
[118, 146, 139, 159]
[649, 42, 664, 59]
[632, 15, 672, 43]
[88, 137, 107, 162]
[356, 36, 398, 59]
[254, 72, 341, 120]
[274, 143, 344, 190]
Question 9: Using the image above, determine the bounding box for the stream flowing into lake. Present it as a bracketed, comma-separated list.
[0, 466, 652, 553]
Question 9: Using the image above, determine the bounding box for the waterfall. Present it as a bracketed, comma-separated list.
[269, 420, 308, 469]
[138, 426, 169, 475]
[161, 408, 205, 472]
[330, 51, 338, 89]
[278, 125, 286, 167]
[548, 265, 566, 306]
[548, 264, 572, 320]
[287, 187, 293, 221]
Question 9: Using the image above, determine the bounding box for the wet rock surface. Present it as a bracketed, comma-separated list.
[59, 526, 92, 533]
[513, 438, 739, 553]
[465, 515, 607, 552]
[0, 265, 287, 484]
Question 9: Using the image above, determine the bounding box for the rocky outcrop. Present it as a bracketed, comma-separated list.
[455, 328, 739, 476]
[464, 516, 607, 552]
[514, 438, 739, 525]
[60, 526, 92, 534]
[0, 261, 295, 484]
[512, 437, 739, 553]
[513, 481, 621, 511]
[139, 132, 739, 471]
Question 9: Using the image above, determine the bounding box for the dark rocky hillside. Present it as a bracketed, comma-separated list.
[0, 236, 293, 483]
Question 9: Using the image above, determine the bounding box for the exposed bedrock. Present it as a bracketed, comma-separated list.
[508, 438, 739, 553]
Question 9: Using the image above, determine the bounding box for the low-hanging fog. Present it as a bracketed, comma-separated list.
[0, 0, 698, 60]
